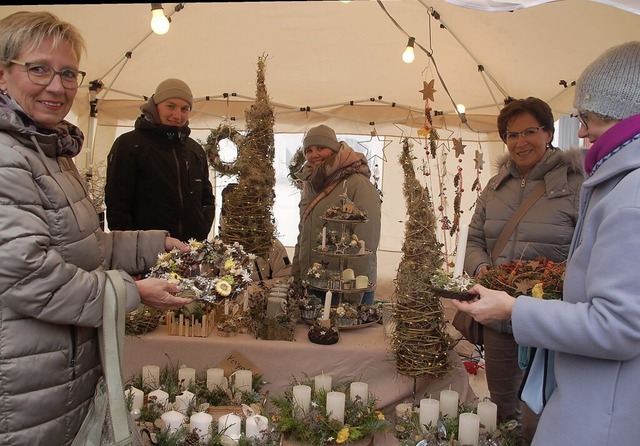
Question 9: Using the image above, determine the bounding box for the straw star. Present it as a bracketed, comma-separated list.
[453, 138, 466, 157]
[419, 79, 437, 101]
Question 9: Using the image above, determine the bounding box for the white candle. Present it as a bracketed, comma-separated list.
[207, 368, 225, 390]
[477, 400, 497, 433]
[178, 367, 196, 388]
[190, 412, 213, 442]
[218, 413, 242, 442]
[125, 386, 144, 411]
[224, 300, 229, 315]
[458, 412, 480, 446]
[142, 364, 160, 389]
[266, 297, 286, 318]
[342, 268, 355, 282]
[322, 227, 327, 249]
[314, 374, 332, 393]
[245, 414, 269, 439]
[439, 389, 459, 419]
[322, 291, 332, 320]
[175, 390, 195, 414]
[148, 389, 169, 407]
[243, 289, 249, 311]
[358, 240, 366, 254]
[349, 381, 368, 403]
[453, 223, 469, 277]
[419, 398, 440, 431]
[395, 402, 413, 419]
[292, 384, 312, 415]
[355, 275, 369, 289]
[161, 410, 185, 433]
[326, 391, 346, 424]
[231, 369, 252, 392]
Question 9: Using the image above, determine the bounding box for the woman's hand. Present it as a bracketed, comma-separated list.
[165, 237, 189, 253]
[451, 284, 515, 324]
[136, 277, 192, 310]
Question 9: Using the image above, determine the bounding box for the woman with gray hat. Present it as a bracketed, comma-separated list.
[291, 124, 381, 304]
[452, 41, 640, 445]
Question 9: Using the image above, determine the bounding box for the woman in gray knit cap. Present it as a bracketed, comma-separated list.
[452, 41, 640, 445]
[291, 124, 381, 305]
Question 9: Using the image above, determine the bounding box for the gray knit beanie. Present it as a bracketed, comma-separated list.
[153, 78, 193, 108]
[303, 125, 341, 152]
[574, 41, 640, 120]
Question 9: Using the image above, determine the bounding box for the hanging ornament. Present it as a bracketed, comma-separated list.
[453, 137, 466, 158]
[474, 149, 485, 170]
[420, 79, 437, 101]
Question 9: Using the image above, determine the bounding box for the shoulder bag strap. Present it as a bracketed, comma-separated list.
[491, 181, 546, 264]
[102, 270, 132, 443]
[301, 179, 341, 223]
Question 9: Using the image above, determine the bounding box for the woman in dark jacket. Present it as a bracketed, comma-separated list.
[0, 12, 191, 445]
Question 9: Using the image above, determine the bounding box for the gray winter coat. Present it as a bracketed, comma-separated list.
[0, 107, 166, 445]
[465, 147, 585, 275]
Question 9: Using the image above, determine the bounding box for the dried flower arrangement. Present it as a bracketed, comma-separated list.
[148, 238, 255, 304]
[125, 304, 162, 336]
[332, 303, 382, 326]
[247, 282, 299, 341]
[269, 376, 390, 445]
[321, 190, 368, 222]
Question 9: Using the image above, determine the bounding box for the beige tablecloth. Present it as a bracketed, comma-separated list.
[123, 322, 475, 415]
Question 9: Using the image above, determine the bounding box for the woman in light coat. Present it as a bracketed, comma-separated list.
[454, 41, 640, 445]
[0, 12, 190, 445]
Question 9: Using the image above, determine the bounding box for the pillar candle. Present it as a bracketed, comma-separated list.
[178, 367, 196, 388]
[453, 224, 469, 277]
[175, 390, 195, 414]
[326, 391, 346, 424]
[161, 410, 185, 433]
[322, 291, 332, 320]
[477, 400, 497, 433]
[439, 389, 459, 419]
[314, 374, 332, 393]
[231, 369, 252, 392]
[419, 398, 440, 431]
[218, 413, 242, 441]
[342, 268, 355, 282]
[266, 297, 286, 318]
[395, 402, 413, 419]
[148, 389, 169, 407]
[322, 227, 327, 249]
[243, 289, 249, 311]
[142, 364, 160, 389]
[458, 412, 480, 446]
[224, 299, 229, 315]
[190, 412, 213, 442]
[355, 275, 369, 289]
[349, 381, 368, 403]
[292, 384, 312, 415]
[245, 414, 269, 439]
[125, 386, 144, 411]
[207, 368, 225, 390]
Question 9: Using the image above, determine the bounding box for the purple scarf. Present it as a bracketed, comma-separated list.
[584, 114, 640, 174]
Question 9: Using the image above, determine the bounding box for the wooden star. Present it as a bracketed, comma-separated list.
[419, 79, 437, 102]
[453, 138, 466, 157]
[474, 150, 485, 170]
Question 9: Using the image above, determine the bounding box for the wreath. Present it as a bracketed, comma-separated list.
[147, 238, 255, 304]
[288, 147, 306, 189]
[204, 123, 244, 176]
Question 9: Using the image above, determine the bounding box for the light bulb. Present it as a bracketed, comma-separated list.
[402, 37, 416, 64]
[150, 4, 170, 35]
[456, 104, 466, 114]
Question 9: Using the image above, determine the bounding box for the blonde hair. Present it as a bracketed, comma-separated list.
[0, 11, 86, 66]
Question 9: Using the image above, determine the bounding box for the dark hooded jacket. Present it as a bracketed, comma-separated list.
[105, 99, 215, 241]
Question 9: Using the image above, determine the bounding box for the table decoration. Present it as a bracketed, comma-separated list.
[307, 319, 340, 345]
[166, 302, 217, 337]
[305, 262, 341, 289]
[269, 376, 390, 446]
[247, 282, 298, 341]
[125, 304, 162, 336]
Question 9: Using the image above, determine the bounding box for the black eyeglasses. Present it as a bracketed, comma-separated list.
[10, 59, 86, 89]
[573, 111, 589, 130]
[502, 126, 546, 144]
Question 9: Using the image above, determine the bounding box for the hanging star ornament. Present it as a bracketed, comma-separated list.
[453, 137, 466, 157]
[474, 149, 485, 170]
[419, 79, 437, 102]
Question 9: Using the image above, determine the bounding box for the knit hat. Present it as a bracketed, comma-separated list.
[303, 125, 340, 152]
[574, 41, 640, 120]
[153, 78, 193, 108]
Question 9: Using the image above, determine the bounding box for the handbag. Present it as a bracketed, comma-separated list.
[72, 270, 144, 446]
[452, 182, 547, 344]
[518, 346, 557, 415]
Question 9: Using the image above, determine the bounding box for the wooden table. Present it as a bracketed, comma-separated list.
[123, 321, 475, 416]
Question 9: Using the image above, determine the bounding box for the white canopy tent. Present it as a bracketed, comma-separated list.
[2, 1, 638, 297]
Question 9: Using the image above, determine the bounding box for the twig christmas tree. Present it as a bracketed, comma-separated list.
[392, 137, 453, 379]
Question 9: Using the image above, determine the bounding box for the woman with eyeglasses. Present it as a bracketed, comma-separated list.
[454, 42, 640, 445]
[0, 11, 192, 445]
[462, 96, 585, 444]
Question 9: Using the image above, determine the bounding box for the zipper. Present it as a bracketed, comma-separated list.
[172, 148, 184, 237]
[69, 326, 77, 379]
